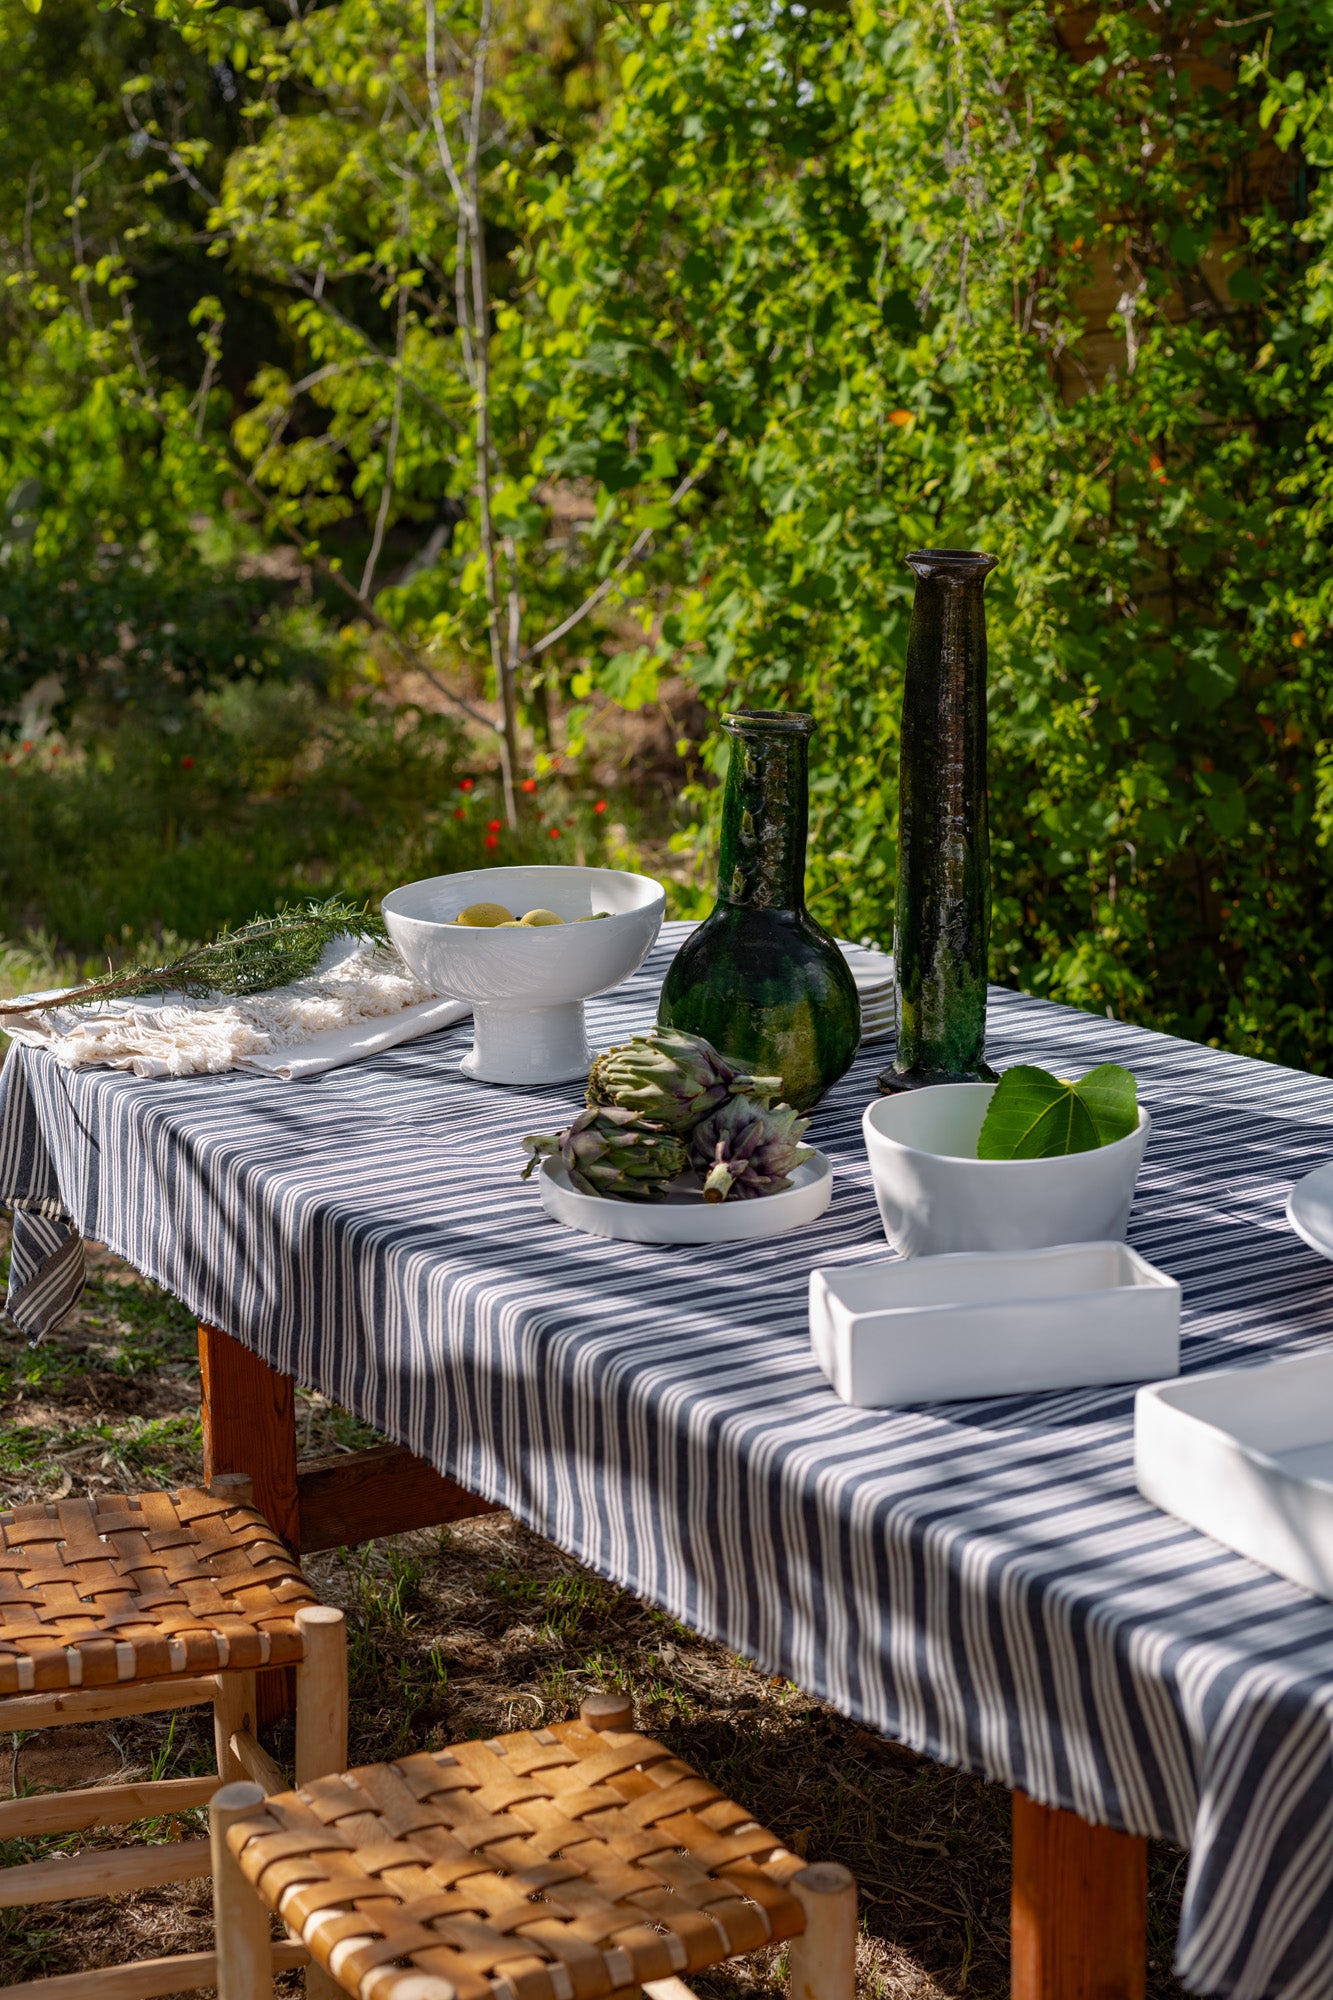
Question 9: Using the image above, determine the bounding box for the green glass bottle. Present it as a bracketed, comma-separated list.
[880, 548, 999, 1093]
[658, 709, 860, 1111]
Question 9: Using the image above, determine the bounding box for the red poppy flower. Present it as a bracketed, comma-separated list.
[453, 806, 466, 820]
[487, 818, 502, 832]
[22, 741, 32, 754]
[548, 826, 561, 839]
[459, 777, 475, 791]
[485, 833, 499, 850]
[593, 799, 608, 814]
[521, 777, 538, 793]
[181, 755, 195, 769]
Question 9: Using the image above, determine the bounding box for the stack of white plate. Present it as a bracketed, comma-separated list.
[838, 941, 896, 1045]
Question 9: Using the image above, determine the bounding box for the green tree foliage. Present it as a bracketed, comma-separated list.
[534, 0, 1333, 1065]
[0, 0, 655, 744]
[7, 0, 1333, 1069]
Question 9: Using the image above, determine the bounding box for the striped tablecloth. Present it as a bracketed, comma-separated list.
[5, 922, 1333, 1999]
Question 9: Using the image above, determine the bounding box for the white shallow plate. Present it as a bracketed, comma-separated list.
[537, 1152, 833, 1244]
[811, 1242, 1180, 1406]
[1136, 1352, 1333, 1601]
[1287, 1162, 1333, 1260]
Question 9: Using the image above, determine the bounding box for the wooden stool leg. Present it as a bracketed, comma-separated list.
[580, 1690, 634, 1732]
[295, 1605, 348, 1786]
[1011, 1790, 1147, 2000]
[787, 1862, 857, 2000]
[211, 1780, 275, 2000]
[213, 1668, 258, 1787]
[207, 1473, 259, 1788]
[292, 1610, 351, 1996]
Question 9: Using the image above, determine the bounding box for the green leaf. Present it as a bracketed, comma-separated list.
[977, 1064, 1138, 1160]
[1070, 1064, 1139, 1146]
[1169, 223, 1205, 266]
[977, 1067, 1099, 1158]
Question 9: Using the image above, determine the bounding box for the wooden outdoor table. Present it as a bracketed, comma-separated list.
[197, 1311, 1146, 2000]
[8, 925, 1333, 2000]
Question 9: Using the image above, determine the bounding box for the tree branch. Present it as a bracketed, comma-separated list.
[423, 0, 477, 386]
[468, 1, 519, 828]
[360, 276, 408, 599]
[228, 461, 501, 739]
[524, 431, 727, 661]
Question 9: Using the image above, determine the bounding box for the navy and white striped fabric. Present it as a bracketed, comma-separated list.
[5, 922, 1333, 1999]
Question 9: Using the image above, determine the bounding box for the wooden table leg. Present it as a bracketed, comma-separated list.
[199, 1323, 301, 1551]
[199, 1323, 301, 1725]
[1012, 1791, 1147, 2000]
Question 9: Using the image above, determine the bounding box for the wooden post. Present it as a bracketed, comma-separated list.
[200, 1323, 300, 1726]
[1011, 1791, 1147, 2000]
[199, 1323, 300, 1552]
[787, 1862, 857, 2000]
[209, 1781, 275, 2000]
[294, 1606, 348, 1788]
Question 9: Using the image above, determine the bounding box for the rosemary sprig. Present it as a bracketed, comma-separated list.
[0, 897, 388, 1015]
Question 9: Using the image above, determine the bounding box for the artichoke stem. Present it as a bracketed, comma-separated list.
[741, 1074, 784, 1102]
[702, 1160, 736, 1204]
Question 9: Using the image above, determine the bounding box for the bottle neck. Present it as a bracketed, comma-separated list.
[717, 718, 811, 912]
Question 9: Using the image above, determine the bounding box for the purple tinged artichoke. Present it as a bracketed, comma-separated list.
[690, 1093, 815, 1203]
[521, 1105, 688, 1201]
[585, 1027, 783, 1133]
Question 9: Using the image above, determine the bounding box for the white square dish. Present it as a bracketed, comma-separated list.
[809, 1242, 1180, 1406]
[1135, 1353, 1333, 1601]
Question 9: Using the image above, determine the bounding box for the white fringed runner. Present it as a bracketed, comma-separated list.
[0, 936, 469, 1080]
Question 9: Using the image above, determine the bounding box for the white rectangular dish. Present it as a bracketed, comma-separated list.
[1136, 1353, 1333, 1601]
[809, 1242, 1180, 1407]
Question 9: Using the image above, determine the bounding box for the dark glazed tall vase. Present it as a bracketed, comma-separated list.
[658, 709, 860, 1111]
[880, 549, 998, 1093]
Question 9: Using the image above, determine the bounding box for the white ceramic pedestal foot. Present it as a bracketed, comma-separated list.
[382, 865, 665, 1089]
[460, 1000, 592, 1086]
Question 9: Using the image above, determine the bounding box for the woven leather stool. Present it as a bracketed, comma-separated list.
[0, 1474, 347, 2000]
[209, 1690, 857, 2000]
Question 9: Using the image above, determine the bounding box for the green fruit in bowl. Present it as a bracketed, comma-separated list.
[454, 901, 514, 927]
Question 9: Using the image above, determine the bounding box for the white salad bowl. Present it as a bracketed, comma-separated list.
[862, 1081, 1151, 1258]
[382, 864, 665, 1086]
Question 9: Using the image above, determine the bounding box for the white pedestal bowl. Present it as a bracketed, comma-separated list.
[382, 865, 665, 1086]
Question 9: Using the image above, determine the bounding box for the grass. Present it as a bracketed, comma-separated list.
[0, 1230, 1193, 1997]
[0, 677, 633, 993]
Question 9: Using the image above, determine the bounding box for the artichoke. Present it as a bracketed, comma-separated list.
[586, 1027, 782, 1133]
[690, 1093, 815, 1203]
[521, 1105, 688, 1201]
